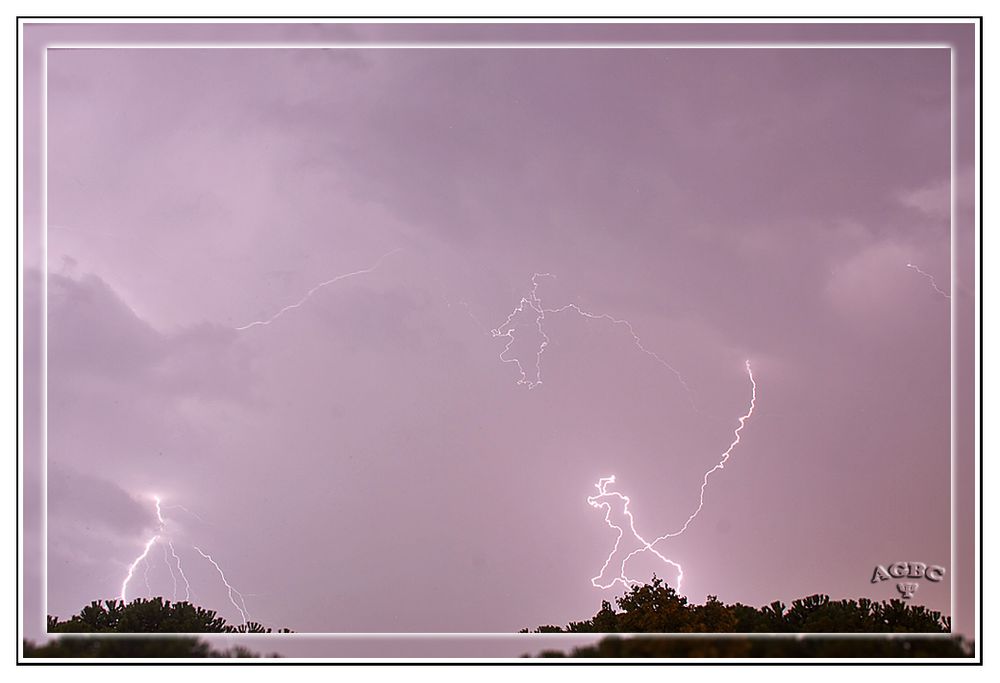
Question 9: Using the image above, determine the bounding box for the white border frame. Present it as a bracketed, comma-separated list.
[20, 24, 975, 647]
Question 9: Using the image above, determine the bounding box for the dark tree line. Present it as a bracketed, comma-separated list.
[534, 636, 971, 658]
[24, 581, 973, 659]
[44, 597, 291, 634]
[24, 597, 291, 658]
[23, 637, 256, 659]
[521, 577, 971, 658]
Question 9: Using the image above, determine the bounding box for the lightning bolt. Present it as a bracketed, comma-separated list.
[193, 546, 250, 627]
[590, 361, 757, 593]
[150, 497, 191, 603]
[161, 504, 207, 525]
[120, 495, 167, 602]
[154, 495, 166, 527]
[167, 540, 191, 602]
[490, 272, 554, 388]
[235, 248, 402, 331]
[118, 495, 252, 628]
[161, 543, 178, 600]
[491, 274, 759, 591]
[120, 534, 159, 603]
[142, 556, 153, 597]
[587, 475, 684, 590]
[491, 273, 693, 400]
[906, 263, 950, 299]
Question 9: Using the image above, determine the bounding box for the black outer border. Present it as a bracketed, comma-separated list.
[14, 14, 984, 666]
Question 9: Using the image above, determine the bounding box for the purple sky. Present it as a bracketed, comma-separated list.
[21, 22, 977, 648]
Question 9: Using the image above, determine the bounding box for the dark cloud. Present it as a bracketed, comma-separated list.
[47, 269, 252, 401]
[48, 272, 161, 381]
[47, 465, 158, 537]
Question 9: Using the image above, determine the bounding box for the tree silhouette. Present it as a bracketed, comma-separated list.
[523, 576, 953, 634]
[24, 597, 292, 658]
[24, 583, 972, 659]
[44, 597, 292, 634]
[23, 636, 257, 659]
[521, 576, 971, 658]
[535, 636, 971, 658]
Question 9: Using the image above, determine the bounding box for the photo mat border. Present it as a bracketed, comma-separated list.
[15, 15, 982, 662]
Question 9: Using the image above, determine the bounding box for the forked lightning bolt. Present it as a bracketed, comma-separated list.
[906, 263, 950, 299]
[120, 495, 249, 626]
[235, 248, 401, 331]
[590, 361, 757, 592]
[491, 273, 692, 400]
[587, 476, 683, 590]
[491, 275, 757, 593]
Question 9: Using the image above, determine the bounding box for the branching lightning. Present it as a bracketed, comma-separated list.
[117, 248, 397, 627]
[587, 475, 684, 590]
[589, 361, 757, 592]
[491, 273, 692, 400]
[234, 248, 402, 331]
[491, 275, 758, 594]
[906, 263, 950, 299]
[119, 495, 248, 626]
